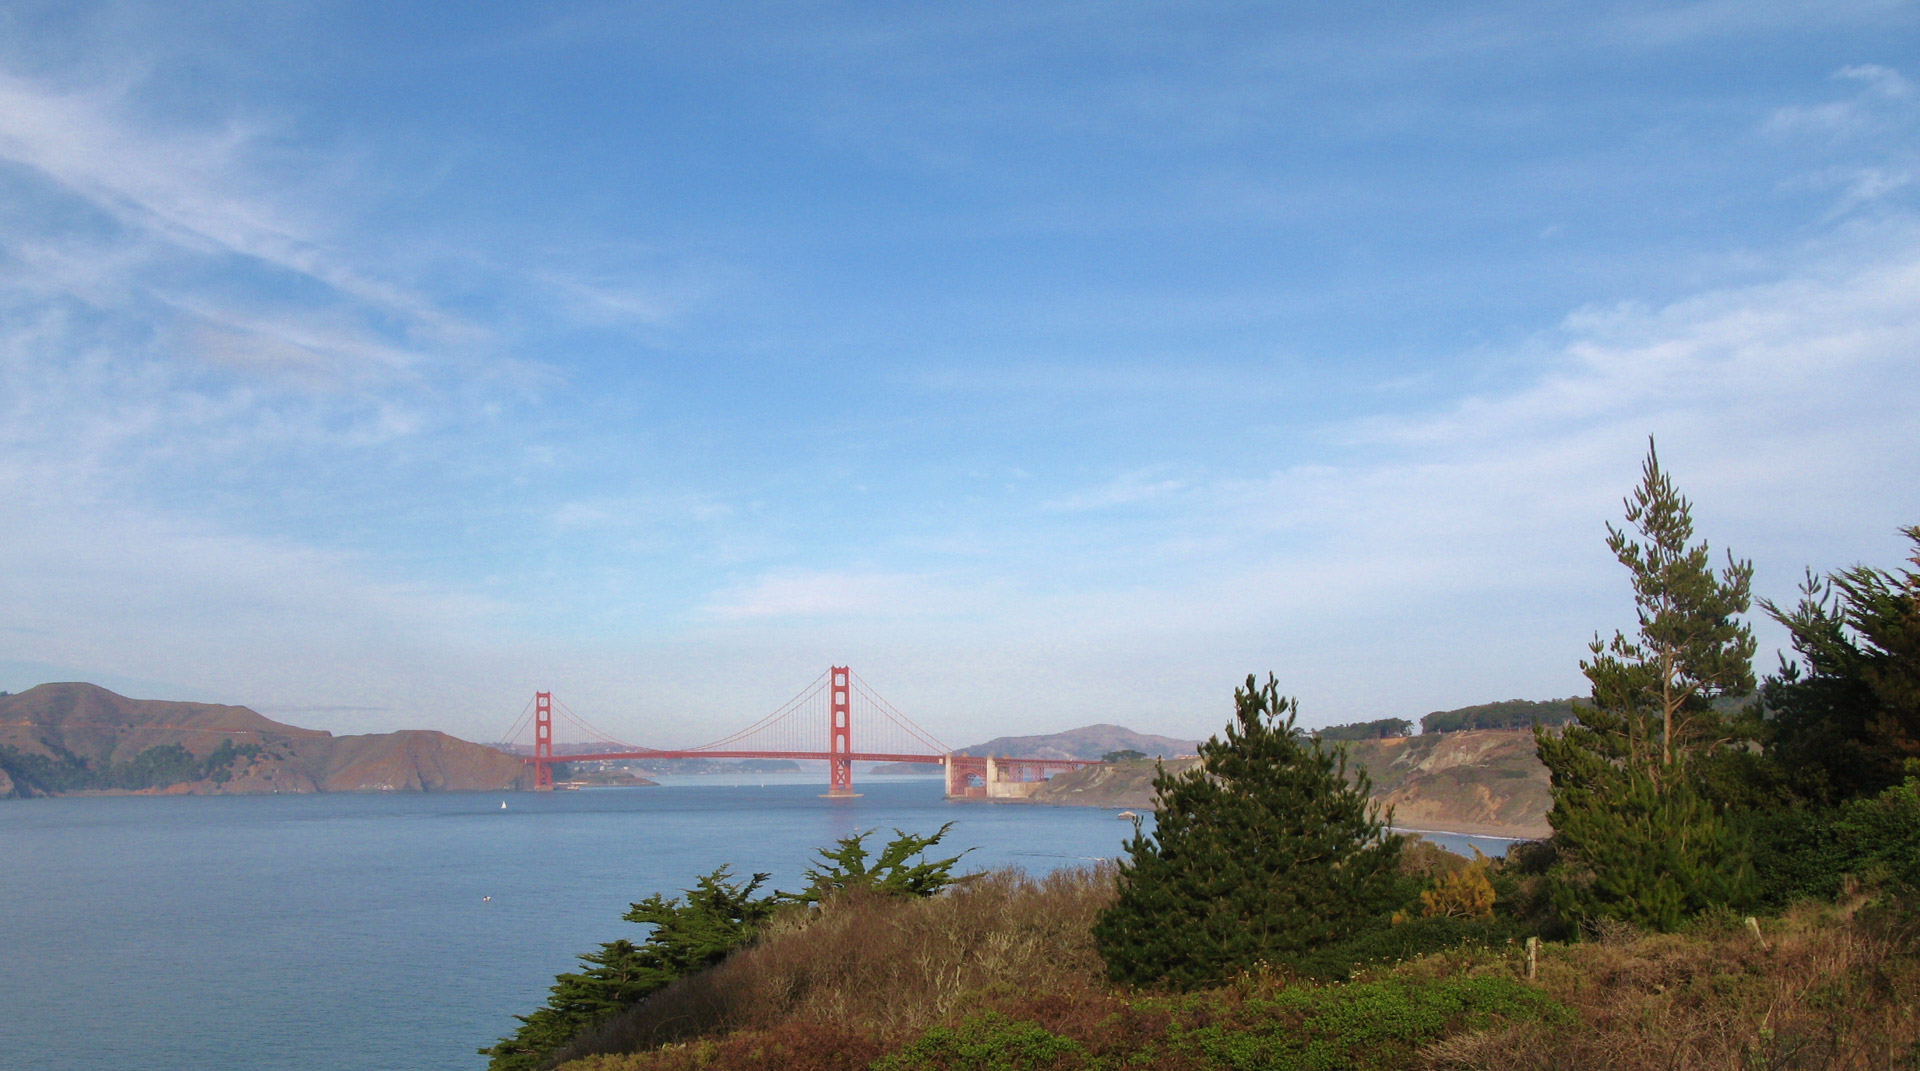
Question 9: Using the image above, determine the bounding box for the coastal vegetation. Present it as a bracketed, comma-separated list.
[1313, 717, 1415, 741]
[1419, 700, 1577, 734]
[0, 738, 260, 794]
[482, 443, 1920, 1070]
[485, 826, 971, 1071]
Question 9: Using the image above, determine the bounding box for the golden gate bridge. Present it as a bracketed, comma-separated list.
[493, 665, 1102, 798]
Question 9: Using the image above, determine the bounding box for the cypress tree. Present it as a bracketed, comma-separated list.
[1535, 440, 1756, 930]
[482, 867, 778, 1071]
[1093, 674, 1401, 989]
[1761, 525, 1920, 801]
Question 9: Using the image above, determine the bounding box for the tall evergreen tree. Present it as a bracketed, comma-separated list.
[1093, 674, 1401, 989]
[1761, 525, 1920, 801]
[1535, 441, 1756, 930]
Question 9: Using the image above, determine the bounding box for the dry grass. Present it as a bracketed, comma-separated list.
[1423, 898, 1920, 1070]
[553, 860, 1920, 1071]
[556, 864, 1114, 1066]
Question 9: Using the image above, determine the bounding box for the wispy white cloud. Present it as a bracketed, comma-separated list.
[1041, 468, 1187, 512]
[700, 569, 972, 621]
[0, 69, 466, 340]
[1767, 63, 1917, 141]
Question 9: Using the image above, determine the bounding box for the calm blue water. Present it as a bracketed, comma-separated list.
[0, 776, 1510, 1071]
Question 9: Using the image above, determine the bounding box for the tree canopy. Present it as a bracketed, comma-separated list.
[1420, 699, 1577, 734]
[1535, 441, 1755, 930]
[1314, 717, 1414, 741]
[1760, 525, 1920, 802]
[1093, 674, 1402, 989]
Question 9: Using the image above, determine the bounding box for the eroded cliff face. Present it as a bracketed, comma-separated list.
[0, 683, 532, 797]
[1342, 731, 1550, 838]
[1020, 729, 1549, 839]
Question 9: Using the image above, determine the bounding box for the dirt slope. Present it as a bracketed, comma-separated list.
[1024, 729, 1549, 839]
[1342, 730, 1550, 838]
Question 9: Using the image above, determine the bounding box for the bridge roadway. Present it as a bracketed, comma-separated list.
[538, 749, 1107, 798]
[544, 749, 1105, 768]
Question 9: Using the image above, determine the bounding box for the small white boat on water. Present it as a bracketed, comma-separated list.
[1116, 810, 1139, 820]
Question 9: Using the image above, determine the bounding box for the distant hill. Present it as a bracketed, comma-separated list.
[1420, 698, 1577, 734]
[1025, 729, 1549, 838]
[869, 723, 1198, 773]
[0, 682, 532, 798]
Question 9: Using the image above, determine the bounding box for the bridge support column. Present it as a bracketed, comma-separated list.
[824, 665, 859, 798]
[532, 691, 554, 792]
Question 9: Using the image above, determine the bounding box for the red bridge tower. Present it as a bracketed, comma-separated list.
[826, 665, 856, 797]
[532, 691, 554, 791]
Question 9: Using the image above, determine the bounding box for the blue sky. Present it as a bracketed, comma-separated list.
[0, 1, 1915, 746]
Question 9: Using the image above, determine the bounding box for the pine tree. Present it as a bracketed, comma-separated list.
[1761, 525, 1920, 801]
[1535, 440, 1756, 930]
[1092, 674, 1401, 989]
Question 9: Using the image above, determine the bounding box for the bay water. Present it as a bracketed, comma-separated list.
[0, 775, 1512, 1070]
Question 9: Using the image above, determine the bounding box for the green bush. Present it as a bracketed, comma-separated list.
[881, 976, 1567, 1071]
[873, 1013, 1086, 1071]
[1176, 977, 1565, 1070]
[1296, 916, 1528, 980]
[1749, 777, 1920, 905]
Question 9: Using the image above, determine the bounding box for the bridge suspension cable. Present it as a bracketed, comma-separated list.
[490, 664, 1101, 795]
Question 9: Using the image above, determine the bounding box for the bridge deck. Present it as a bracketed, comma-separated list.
[532, 749, 1104, 766]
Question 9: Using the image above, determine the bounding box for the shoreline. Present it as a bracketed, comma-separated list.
[1390, 823, 1544, 843]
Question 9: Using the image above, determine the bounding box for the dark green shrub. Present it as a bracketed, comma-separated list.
[1287, 916, 1527, 980]
[1094, 675, 1402, 990]
[1749, 777, 1920, 905]
[872, 1013, 1085, 1071]
[1178, 976, 1566, 1070]
[877, 976, 1565, 1071]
